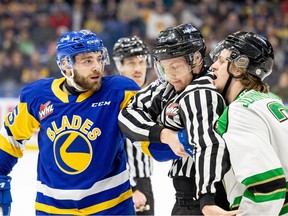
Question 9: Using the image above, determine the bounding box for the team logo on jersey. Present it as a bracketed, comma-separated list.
[166, 103, 180, 116]
[47, 115, 101, 175]
[54, 130, 93, 175]
[39, 101, 54, 120]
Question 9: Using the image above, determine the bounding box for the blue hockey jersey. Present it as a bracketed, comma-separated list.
[0, 75, 140, 215]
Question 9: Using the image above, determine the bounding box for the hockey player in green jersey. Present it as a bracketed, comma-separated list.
[206, 31, 288, 215]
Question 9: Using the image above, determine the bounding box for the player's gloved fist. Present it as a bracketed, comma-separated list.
[178, 129, 194, 157]
[0, 175, 12, 216]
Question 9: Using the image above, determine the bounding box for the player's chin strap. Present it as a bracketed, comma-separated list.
[186, 51, 204, 80]
[191, 58, 204, 80]
[63, 79, 84, 95]
[60, 68, 87, 95]
[194, 60, 205, 77]
[222, 61, 243, 102]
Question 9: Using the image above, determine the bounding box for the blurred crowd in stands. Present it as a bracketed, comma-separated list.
[0, 0, 288, 103]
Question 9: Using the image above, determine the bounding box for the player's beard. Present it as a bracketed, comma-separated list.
[73, 72, 103, 92]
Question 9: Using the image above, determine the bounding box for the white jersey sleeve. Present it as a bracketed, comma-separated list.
[218, 90, 288, 215]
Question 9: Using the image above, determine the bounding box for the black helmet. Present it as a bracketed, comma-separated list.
[153, 23, 206, 63]
[113, 36, 151, 70]
[225, 31, 274, 80]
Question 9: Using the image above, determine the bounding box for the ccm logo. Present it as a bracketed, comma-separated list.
[91, 101, 111, 107]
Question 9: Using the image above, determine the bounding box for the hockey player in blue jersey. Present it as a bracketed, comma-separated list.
[0, 30, 140, 215]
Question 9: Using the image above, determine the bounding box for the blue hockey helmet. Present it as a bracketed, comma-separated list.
[56, 29, 109, 71]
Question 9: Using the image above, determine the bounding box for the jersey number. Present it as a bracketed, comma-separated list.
[7, 106, 19, 125]
[267, 102, 288, 122]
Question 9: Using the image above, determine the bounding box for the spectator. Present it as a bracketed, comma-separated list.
[271, 69, 288, 104]
[145, 2, 176, 42]
[0, 0, 287, 107]
[21, 51, 50, 84]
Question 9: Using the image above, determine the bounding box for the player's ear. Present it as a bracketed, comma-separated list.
[230, 62, 242, 77]
[194, 51, 202, 63]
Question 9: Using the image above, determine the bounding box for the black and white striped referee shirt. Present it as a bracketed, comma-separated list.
[124, 138, 153, 187]
[119, 67, 229, 198]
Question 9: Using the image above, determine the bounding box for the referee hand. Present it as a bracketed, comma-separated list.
[132, 189, 147, 210]
[202, 205, 242, 216]
[160, 128, 190, 157]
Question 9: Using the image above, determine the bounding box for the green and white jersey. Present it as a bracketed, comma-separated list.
[217, 90, 288, 215]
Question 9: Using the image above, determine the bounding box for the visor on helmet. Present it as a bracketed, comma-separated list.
[113, 36, 151, 72]
[71, 50, 110, 73]
[56, 30, 110, 73]
[210, 40, 250, 70]
[114, 54, 151, 72]
[154, 58, 191, 83]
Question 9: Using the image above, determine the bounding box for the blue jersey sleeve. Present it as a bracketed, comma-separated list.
[0, 149, 18, 175]
[138, 141, 179, 162]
